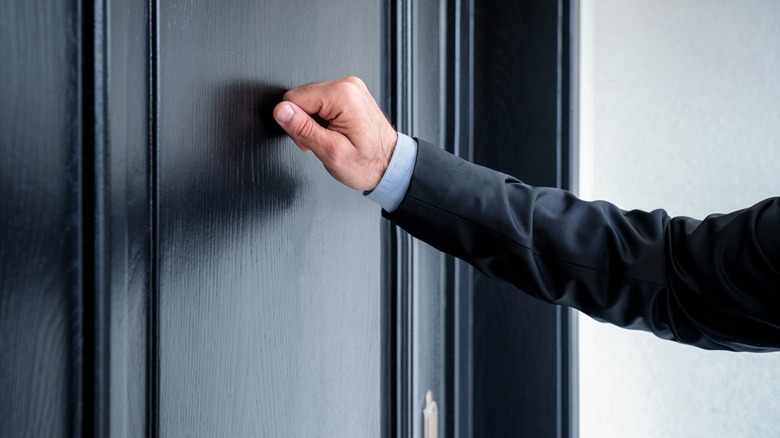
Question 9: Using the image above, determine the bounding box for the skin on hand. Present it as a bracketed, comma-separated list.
[273, 76, 398, 192]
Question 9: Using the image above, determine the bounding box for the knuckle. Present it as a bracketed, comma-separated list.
[339, 84, 363, 108]
[334, 81, 355, 96]
[322, 139, 339, 160]
[344, 76, 365, 89]
[339, 77, 367, 98]
[294, 117, 315, 140]
[282, 87, 299, 102]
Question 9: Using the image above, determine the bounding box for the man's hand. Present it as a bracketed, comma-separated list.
[273, 76, 398, 192]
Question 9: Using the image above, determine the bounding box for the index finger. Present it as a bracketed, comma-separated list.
[283, 76, 367, 121]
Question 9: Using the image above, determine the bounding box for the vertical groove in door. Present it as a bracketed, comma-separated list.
[147, 0, 161, 435]
[74, 0, 86, 435]
[387, 0, 414, 436]
[564, 1, 579, 437]
[81, 0, 110, 435]
[381, 220, 396, 438]
[397, 232, 414, 438]
[381, 4, 396, 437]
[401, 1, 413, 437]
[95, 0, 110, 435]
[556, 1, 578, 437]
[78, 0, 91, 433]
[556, 0, 564, 191]
[555, 0, 565, 434]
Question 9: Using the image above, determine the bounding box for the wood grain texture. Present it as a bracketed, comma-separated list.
[157, 0, 384, 435]
[0, 0, 82, 436]
[107, 0, 152, 436]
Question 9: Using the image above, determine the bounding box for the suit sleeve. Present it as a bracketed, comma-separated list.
[384, 140, 780, 352]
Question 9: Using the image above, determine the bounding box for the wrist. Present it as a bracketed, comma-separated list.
[365, 133, 417, 212]
[380, 130, 398, 186]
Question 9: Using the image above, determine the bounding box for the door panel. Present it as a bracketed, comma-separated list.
[157, 0, 384, 435]
[0, 0, 82, 436]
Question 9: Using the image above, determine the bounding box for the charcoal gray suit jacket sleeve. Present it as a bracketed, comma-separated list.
[384, 139, 780, 352]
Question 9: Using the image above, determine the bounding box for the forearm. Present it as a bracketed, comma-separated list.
[385, 140, 780, 352]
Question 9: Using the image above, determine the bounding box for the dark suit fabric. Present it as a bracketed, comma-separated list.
[385, 140, 780, 352]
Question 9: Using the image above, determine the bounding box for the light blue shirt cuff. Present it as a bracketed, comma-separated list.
[364, 133, 418, 212]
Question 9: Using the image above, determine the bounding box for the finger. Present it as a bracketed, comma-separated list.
[283, 78, 362, 122]
[274, 101, 338, 155]
[273, 101, 309, 151]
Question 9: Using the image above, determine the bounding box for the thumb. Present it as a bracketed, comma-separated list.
[274, 101, 335, 154]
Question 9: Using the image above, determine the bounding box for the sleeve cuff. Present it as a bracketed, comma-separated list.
[364, 133, 418, 213]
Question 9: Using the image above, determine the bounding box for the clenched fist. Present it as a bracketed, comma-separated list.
[273, 76, 398, 192]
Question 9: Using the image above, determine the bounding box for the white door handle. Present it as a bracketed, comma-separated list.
[423, 390, 438, 438]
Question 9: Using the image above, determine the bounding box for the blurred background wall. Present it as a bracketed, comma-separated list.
[578, 1, 780, 437]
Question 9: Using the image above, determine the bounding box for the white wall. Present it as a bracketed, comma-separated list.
[578, 1, 780, 437]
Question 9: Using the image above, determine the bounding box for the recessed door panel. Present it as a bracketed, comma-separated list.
[158, 1, 383, 435]
[0, 0, 81, 435]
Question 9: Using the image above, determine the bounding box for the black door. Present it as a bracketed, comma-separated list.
[2, 0, 577, 436]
